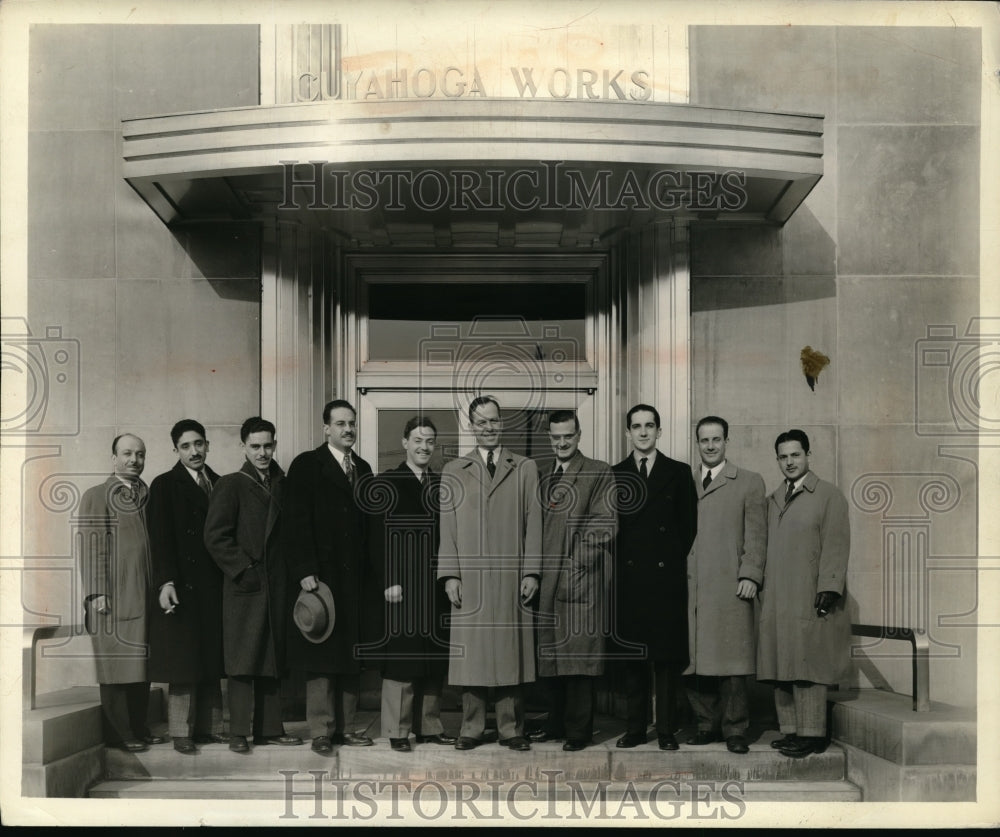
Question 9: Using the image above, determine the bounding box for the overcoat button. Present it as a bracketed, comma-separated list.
[658, 561, 664, 568]
[659, 526, 666, 532]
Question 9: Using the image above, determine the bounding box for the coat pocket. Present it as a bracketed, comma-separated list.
[233, 565, 262, 595]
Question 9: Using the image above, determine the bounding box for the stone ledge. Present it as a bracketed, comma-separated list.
[831, 690, 976, 766]
[23, 743, 105, 798]
[840, 742, 976, 802]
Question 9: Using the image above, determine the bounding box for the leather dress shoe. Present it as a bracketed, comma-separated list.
[229, 735, 250, 753]
[770, 733, 797, 749]
[118, 739, 148, 753]
[144, 735, 168, 746]
[658, 733, 679, 751]
[726, 735, 750, 754]
[498, 736, 531, 751]
[193, 733, 228, 745]
[332, 732, 374, 747]
[686, 730, 719, 746]
[779, 736, 827, 758]
[415, 733, 457, 745]
[527, 729, 563, 742]
[454, 736, 481, 750]
[311, 736, 333, 755]
[390, 738, 412, 752]
[172, 736, 197, 755]
[616, 732, 647, 748]
[253, 734, 303, 746]
[562, 740, 588, 752]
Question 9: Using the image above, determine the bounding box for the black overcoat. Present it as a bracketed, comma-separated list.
[203, 460, 287, 678]
[147, 461, 224, 683]
[364, 462, 450, 681]
[612, 450, 697, 664]
[284, 445, 374, 675]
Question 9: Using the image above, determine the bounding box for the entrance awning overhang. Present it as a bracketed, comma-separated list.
[122, 99, 823, 243]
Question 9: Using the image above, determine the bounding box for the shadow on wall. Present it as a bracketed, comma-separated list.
[690, 204, 836, 312]
[169, 222, 261, 301]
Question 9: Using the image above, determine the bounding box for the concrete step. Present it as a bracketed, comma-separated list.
[23, 743, 105, 798]
[103, 721, 847, 784]
[88, 776, 861, 805]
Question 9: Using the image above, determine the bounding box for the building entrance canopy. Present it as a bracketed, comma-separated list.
[122, 98, 823, 244]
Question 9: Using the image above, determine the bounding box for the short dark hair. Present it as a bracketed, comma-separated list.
[111, 433, 143, 455]
[548, 410, 580, 433]
[240, 416, 276, 442]
[323, 399, 356, 424]
[774, 428, 811, 455]
[170, 419, 207, 447]
[468, 395, 500, 425]
[626, 403, 660, 429]
[403, 416, 438, 438]
[696, 415, 729, 440]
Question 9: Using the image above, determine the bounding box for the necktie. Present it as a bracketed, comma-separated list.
[785, 480, 795, 505]
[702, 470, 712, 491]
[486, 450, 496, 479]
[419, 469, 426, 485]
[639, 457, 648, 479]
[197, 470, 212, 496]
[261, 472, 270, 491]
[343, 452, 355, 486]
[548, 465, 564, 503]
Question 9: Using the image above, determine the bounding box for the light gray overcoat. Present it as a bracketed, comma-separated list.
[437, 448, 542, 687]
[686, 462, 767, 676]
[536, 452, 617, 678]
[756, 470, 851, 685]
[77, 476, 151, 684]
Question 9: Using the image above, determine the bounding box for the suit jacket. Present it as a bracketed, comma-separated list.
[612, 450, 697, 664]
[437, 447, 542, 686]
[756, 470, 851, 685]
[536, 452, 617, 677]
[686, 461, 766, 676]
[364, 462, 450, 681]
[77, 476, 151, 683]
[147, 461, 225, 683]
[285, 444, 374, 675]
[203, 460, 287, 678]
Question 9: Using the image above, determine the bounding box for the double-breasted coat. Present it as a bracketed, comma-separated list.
[686, 462, 767, 676]
[285, 444, 374, 675]
[77, 476, 152, 684]
[147, 461, 224, 684]
[203, 460, 287, 679]
[437, 449, 542, 687]
[612, 451, 698, 664]
[756, 470, 851, 686]
[365, 462, 450, 682]
[536, 452, 617, 678]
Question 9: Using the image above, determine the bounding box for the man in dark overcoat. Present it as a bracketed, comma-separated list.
[147, 419, 225, 754]
[612, 404, 697, 751]
[77, 433, 166, 752]
[204, 416, 302, 753]
[684, 416, 767, 755]
[757, 429, 851, 758]
[285, 399, 375, 754]
[531, 410, 617, 752]
[365, 416, 454, 752]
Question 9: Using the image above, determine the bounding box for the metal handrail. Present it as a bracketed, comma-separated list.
[23, 624, 79, 710]
[851, 623, 930, 712]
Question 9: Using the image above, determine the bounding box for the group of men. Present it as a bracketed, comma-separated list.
[78, 396, 850, 761]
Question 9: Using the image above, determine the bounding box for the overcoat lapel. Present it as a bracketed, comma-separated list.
[487, 450, 517, 497]
[697, 461, 738, 499]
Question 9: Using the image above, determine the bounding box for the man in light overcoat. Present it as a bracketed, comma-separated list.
[757, 429, 851, 758]
[531, 410, 616, 752]
[77, 433, 166, 752]
[204, 416, 301, 753]
[684, 415, 766, 755]
[438, 395, 542, 752]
